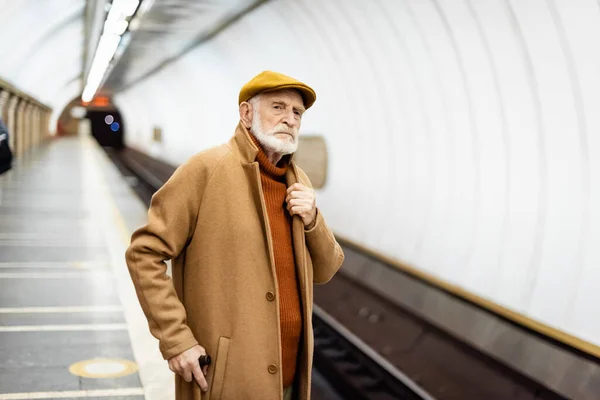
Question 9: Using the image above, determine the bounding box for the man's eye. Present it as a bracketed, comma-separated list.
[273, 105, 281, 110]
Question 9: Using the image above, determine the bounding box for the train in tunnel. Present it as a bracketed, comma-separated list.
[1, 1, 599, 399]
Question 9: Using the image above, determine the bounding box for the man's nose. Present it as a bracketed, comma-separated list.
[282, 110, 299, 128]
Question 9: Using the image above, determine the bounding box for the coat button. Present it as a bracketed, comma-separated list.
[268, 364, 278, 374]
[265, 291, 275, 301]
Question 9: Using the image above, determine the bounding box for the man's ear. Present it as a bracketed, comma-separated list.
[239, 102, 253, 129]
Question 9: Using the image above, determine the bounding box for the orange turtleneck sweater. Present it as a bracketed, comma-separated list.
[250, 133, 302, 388]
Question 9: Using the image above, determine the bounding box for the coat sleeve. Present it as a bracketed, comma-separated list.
[305, 208, 345, 284]
[125, 155, 208, 360]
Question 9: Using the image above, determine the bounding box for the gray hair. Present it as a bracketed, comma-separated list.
[247, 94, 262, 108]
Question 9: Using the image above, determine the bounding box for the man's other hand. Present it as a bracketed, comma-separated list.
[168, 344, 209, 392]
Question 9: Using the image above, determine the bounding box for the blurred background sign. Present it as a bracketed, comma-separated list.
[295, 135, 327, 189]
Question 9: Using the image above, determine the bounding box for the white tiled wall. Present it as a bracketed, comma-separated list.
[111, 0, 600, 348]
[0, 0, 86, 131]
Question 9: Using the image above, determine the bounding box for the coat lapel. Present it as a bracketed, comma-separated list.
[286, 165, 308, 310]
[287, 164, 311, 400]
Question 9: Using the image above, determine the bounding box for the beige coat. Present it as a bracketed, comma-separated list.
[125, 123, 345, 400]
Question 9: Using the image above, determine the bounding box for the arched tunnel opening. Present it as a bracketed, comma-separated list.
[85, 109, 124, 149]
[55, 96, 179, 206]
[57, 96, 124, 149]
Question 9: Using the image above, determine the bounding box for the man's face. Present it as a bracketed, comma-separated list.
[250, 89, 305, 155]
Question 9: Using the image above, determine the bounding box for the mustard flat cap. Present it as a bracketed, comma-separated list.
[239, 70, 317, 109]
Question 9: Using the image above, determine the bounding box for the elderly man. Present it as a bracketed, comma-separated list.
[126, 70, 344, 400]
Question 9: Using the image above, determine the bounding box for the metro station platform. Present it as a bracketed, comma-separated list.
[0, 135, 342, 400]
[0, 135, 171, 400]
[1, 130, 596, 400]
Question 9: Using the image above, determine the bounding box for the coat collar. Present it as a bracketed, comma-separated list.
[228, 121, 297, 165]
[229, 122, 259, 164]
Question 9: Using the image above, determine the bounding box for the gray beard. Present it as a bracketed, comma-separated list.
[251, 112, 298, 155]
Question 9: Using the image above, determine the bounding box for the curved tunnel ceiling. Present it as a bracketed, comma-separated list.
[100, 0, 263, 95]
[113, 0, 600, 352]
[0, 0, 85, 109]
[1, 0, 599, 356]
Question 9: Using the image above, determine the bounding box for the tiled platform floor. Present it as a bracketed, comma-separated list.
[0, 134, 342, 400]
[0, 135, 168, 400]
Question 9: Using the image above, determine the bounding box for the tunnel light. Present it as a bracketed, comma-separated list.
[106, 20, 129, 36]
[105, 0, 140, 26]
[128, 0, 153, 31]
[103, 0, 138, 35]
[82, 34, 121, 102]
[81, 0, 141, 103]
[116, 0, 140, 17]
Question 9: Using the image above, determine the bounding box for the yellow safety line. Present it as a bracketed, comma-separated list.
[82, 136, 133, 246]
[335, 234, 600, 359]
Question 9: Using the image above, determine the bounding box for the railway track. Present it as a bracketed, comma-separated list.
[313, 305, 433, 400]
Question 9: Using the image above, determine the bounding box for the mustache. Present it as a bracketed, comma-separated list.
[266, 124, 297, 136]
